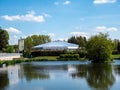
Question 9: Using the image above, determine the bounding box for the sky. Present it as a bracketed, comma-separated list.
[0, 0, 120, 45]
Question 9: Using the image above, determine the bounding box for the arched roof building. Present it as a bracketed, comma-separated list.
[33, 41, 79, 51]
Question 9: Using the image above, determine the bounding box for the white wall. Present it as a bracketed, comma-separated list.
[0, 53, 21, 60]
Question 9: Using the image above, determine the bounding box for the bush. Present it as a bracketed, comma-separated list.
[75, 50, 87, 58]
[59, 54, 79, 60]
[86, 33, 113, 63]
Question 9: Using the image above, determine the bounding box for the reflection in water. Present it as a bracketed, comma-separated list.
[0, 70, 9, 90]
[22, 64, 50, 81]
[86, 64, 115, 90]
[0, 61, 120, 90]
[70, 64, 115, 90]
[70, 64, 88, 79]
[114, 65, 120, 76]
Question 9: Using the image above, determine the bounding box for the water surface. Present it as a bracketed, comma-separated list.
[0, 60, 120, 90]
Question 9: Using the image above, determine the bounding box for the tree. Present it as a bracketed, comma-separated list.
[24, 36, 33, 55]
[117, 41, 120, 53]
[68, 36, 77, 44]
[24, 35, 51, 56]
[86, 33, 113, 63]
[68, 36, 87, 47]
[0, 27, 9, 52]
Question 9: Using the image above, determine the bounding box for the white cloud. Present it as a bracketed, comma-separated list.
[94, 0, 116, 4]
[95, 26, 118, 32]
[9, 35, 19, 45]
[6, 27, 22, 34]
[2, 11, 45, 22]
[43, 13, 52, 18]
[70, 32, 88, 37]
[57, 38, 68, 41]
[47, 33, 55, 37]
[63, 1, 71, 5]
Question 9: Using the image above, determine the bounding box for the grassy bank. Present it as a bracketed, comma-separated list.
[0, 56, 87, 66]
[112, 54, 120, 59]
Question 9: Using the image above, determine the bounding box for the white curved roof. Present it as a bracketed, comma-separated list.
[33, 41, 79, 50]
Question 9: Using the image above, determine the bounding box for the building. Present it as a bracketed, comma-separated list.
[31, 41, 79, 56]
[33, 41, 79, 51]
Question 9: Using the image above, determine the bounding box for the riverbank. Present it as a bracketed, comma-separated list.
[0, 56, 87, 66]
[0, 54, 120, 66]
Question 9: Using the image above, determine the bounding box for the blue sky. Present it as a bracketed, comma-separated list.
[0, 0, 120, 45]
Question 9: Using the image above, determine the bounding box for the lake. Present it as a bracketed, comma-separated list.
[0, 60, 120, 90]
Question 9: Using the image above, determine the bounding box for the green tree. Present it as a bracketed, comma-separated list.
[68, 36, 87, 47]
[117, 41, 120, 53]
[24, 35, 51, 56]
[24, 36, 33, 55]
[86, 33, 113, 63]
[76, 36, 87, 47]
[0, 27, 9, 52]
[68, 36, 77, 44]
[5, 45, 15, 53]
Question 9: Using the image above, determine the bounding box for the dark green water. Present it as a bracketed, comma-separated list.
[0, 60, 120, 90]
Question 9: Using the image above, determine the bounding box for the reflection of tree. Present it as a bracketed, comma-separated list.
[22, 64, 50, 81]
[22, 64, 68, 82]
[114, 65, 120, 76]
[70, 63, 115, 90]
[86, 64, 115, 90]
[0, 71, 9, 90]
[70, 65, 87, 79]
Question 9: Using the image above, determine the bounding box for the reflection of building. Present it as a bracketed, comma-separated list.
[68, 65, 77, 73]
[7, 65, 21, 85]
[18, 39, 24, 53]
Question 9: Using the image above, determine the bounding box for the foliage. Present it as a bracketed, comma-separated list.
[0, 27, 9, 52]
[75, 48, 87, 58]
[68, 36, 87, 47]
[86, 33, 113, 63]
[5, 46, 15, 53]
[24, 35, 51, 56]
[117, 41, 120, 53]
[59, 54, 79, 60]
[68, 36, 77, 44]
[31, 51, 64, 57]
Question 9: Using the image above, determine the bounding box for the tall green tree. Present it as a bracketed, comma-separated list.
[0, 27, 9, 52]
[86, 33, 113, 63]
[68, 36, 77, 44]
[68, 36, 87, 47]
[24, 35, 51, 56]
[24, 36, 33, 55]
[117, 41, 120, 53]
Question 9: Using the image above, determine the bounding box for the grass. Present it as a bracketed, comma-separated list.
[34, 56, 58, 60]
[112, 54, 120, 59]
[0, 56, 88, 66]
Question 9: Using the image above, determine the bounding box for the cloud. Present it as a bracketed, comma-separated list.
[47, 33, 55, 37]
[95, 26, 118, 32]
[43, 13, 52, 18]
[2, 11, 45, 22]
[6, 27, 22, 34]
[63, 1, 71, 5]
[94, 0, 117, 4]
[70, 32, 88, 37]
[54, 1, 71, 5]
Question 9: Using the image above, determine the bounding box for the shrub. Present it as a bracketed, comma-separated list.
[59, 54, 79, 60]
